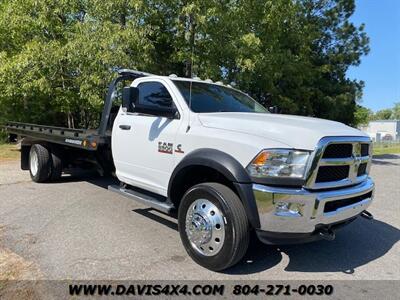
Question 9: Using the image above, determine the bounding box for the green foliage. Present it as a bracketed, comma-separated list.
[373, 108, 394, 121]
[373, 142, 400, 155]
[0, 129, 8, 143]
[353, 102, 400, 125]
[0, 0, 152, 128]
[390, 102, 400, 120]
[0, 0, 370, 128]
[354, 105, 373, 126]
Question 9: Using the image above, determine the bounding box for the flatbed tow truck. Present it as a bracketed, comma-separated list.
[4, 69, 375, 271]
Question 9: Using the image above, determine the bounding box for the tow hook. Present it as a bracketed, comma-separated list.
[361, 210, 374, 220]
[318, 228, 335, 241]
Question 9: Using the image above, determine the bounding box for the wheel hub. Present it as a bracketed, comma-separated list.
[185, 199, 225, 256]
[188, 213, 212, 245]
[30, 150, 39, 176]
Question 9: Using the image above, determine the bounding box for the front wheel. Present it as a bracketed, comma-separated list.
[178, 183, 250, 271]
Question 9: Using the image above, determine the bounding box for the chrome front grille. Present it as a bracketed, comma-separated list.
[305, 137, 372, 190]
[316, 165, 350, 183]
[322, 143, 353, 158]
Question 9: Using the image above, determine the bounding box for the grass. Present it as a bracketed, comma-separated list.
[0, 143, 20, 161]
[372, 143, 400, 156]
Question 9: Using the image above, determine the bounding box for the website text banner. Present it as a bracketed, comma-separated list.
[0, 280, 398, 300]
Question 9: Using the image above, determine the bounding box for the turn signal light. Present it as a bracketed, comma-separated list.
[252, 151, 269, 166]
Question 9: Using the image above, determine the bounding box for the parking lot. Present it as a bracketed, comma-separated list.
[0, 155, 399, 281]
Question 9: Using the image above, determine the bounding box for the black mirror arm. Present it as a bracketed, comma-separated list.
[98, 73, 141, 135]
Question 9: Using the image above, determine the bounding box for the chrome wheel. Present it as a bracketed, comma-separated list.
[30, 149, 39, 176]
[185, 199, 225, 256]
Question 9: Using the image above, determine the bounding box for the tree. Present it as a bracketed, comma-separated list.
[373, 109, 393, 120]
[354, 105, 373, 126]
[0, 0, 152, 128]
[392, 102, 400, 120]
[0, 0, 370, 127]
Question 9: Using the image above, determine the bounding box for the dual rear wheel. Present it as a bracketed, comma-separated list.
[29, 144, 63, 182]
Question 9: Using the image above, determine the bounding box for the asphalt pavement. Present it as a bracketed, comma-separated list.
[0, 155, 399, 281]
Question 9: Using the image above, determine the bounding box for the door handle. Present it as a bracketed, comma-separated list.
[119, 125, 131, 130]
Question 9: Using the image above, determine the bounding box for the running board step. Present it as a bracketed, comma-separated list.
[108, 185, 174, 214]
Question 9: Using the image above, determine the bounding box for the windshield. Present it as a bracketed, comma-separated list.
[173, 80, 268, 113]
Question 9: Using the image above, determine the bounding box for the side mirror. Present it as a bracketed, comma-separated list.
[122, 87, 139, 113]
[268, 106, 278, 113]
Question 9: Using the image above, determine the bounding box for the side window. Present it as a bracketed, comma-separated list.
[137, 82, 174, 109]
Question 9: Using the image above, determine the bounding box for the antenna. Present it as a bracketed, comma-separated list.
[188, 80, 193, 111]
[189, 20, 196, 78]
[186, 81, 193, 133]
[190, 45, 194, 78]
[187, 22, 196, 132]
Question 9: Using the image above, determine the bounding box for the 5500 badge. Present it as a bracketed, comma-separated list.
[158, 141, 184, 154]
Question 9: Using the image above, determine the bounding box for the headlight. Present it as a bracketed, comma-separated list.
[247, 149, 310, 179]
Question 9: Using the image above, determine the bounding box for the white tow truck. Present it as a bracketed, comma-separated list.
[5, 69, 375, 271]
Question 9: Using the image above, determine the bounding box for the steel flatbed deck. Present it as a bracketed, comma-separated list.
[5, 121, 108, 151]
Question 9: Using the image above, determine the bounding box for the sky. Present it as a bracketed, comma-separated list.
[347, 0, 400, 112]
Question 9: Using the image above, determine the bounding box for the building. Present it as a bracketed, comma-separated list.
[360, 120, 400, 142]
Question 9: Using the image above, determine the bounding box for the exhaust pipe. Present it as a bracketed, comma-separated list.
[361, 210, 374, 220]
[318, 228, 335, 241]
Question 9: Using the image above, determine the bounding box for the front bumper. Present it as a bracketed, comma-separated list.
[253, 177, 374, 243]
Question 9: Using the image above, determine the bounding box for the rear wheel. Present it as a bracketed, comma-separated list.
[29, 144, 51, 183]
[178, 182, 250, 271]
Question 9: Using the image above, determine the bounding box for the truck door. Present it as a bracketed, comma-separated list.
[112, 80, 182, 196]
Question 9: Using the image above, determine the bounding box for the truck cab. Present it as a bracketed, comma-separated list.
[111, 73, 374, 270]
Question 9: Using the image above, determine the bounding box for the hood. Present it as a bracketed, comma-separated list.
[198, 112, 367, 150]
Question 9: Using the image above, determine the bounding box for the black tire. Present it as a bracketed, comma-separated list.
[178, 182, 250, 271]
[29, 144, 51, 183]
[49, 149, 63, 181]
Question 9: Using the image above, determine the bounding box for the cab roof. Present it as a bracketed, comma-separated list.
[117, 68, 232, 87]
